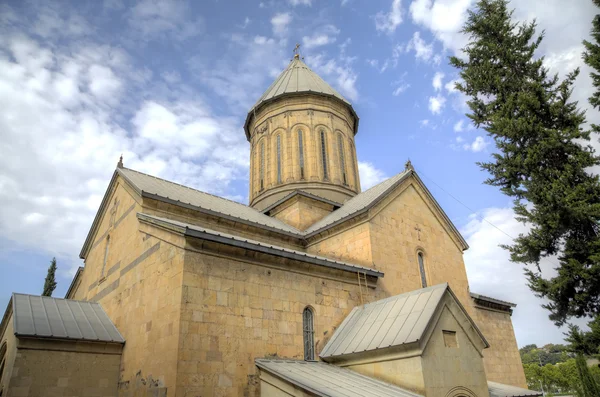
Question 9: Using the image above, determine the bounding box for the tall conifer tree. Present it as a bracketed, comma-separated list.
[450, 0, 600, 325]
[583, 0, 600, 130]
[42, 257, 57, 297]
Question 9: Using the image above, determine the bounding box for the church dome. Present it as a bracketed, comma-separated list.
[244, 55, 359, 139]
[245, 54, 361, 212]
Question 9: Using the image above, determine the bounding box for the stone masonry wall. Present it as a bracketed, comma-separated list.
[175, 243, 374, 397]
[474, 306, 527, 388]
[74, 178, 185, 396]
[270, 195, 334, 231]
[7, 344, 121, 397]
[0, 315, 17, 395]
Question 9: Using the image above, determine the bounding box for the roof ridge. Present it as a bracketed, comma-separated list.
[12, 292, 99, 304]
[120, 167, 257, 210]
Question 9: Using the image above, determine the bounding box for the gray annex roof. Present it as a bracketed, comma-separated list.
[256, 359, 423, 397]
[320, 283, 487, 360]
[138, 213, 383, 278]
[12, 293, 124, 343]
[118, 167, 303, 236]
[244, 57, 358, 138]
[488, 381, 542, 397]
[304, 170, 411, 235]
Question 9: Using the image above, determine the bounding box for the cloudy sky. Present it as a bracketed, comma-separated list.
[0, 0, 597, 347]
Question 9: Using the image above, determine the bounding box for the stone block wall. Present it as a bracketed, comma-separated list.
[175, 245, 371, 397]
[269, 195, 334, 231]
[0, 315, 17, 395]
[6, 343, 121, 397]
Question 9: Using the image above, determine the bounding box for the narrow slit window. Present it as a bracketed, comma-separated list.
[303, 307, 315, 360]
[298, 129, 305, 179]
[351, 143, 358, 187]
[320, 130, 328, 180]
[418, 252, 427, 288]
[259, 141, 265, 191]
[101, 235, 110, 277]
[338, 134, 347, 185]
[276, 135, 282, 184]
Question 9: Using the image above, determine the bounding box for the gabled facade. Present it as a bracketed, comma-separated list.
[1, 55, 533, 397]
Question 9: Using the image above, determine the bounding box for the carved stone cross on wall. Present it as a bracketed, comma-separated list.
[414, 226, 422, 241]
[109, 198, 120, 227]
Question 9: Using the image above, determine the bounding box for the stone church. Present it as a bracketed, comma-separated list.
[0, 54, 540, 397]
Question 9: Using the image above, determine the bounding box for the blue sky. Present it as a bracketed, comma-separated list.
[0, 0, 597, 347]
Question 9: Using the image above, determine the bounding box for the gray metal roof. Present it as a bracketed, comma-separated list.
[256, 359, 423, 397]
[488, 381, 541, 397]
[244, 57, 358, 139]
[320, 284, 449, 359]
[138, 213, 383, 277]
[471, 293, 517, 308]
[251, 57, 350, 111]
[118, 167, 303, 236]
[12, 293, 124, 343]
[304, 170, 411, 235]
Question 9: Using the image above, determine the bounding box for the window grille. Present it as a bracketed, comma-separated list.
[298, 129, 305, 179]
[338, 134, 347, 185]
[418, 252, 427, 288]
[320, 130, 328, 180]
[303, 307, 315, 360]
[260, 141, 265, 190]
[276, 135, 282, 184]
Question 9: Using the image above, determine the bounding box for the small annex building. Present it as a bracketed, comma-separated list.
[0, 52, 541, 397]
[0, 294, 124, 396]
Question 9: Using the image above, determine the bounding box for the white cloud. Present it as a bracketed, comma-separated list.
[375, 0, 403, 34]
[453, 119, 464, 132]
[289, 0, 312, 6]
[366, 58, 390, 74]
[128, 0, 204, 40]
[420, 119, 430, 127]
[432, 71, 444, 91]
[271, 12, 292, 36]
[302, 26, 340, 49]
[0, 30, 248, 275]
[393, 82, 410, 96]
[461, 206, 586, 345]
[463, 136, 487, 152]
[306, 53, 359, 102]
[405, 31, 437, 63]
[428, 94, 446, 114]
[358, 162, 387, 189]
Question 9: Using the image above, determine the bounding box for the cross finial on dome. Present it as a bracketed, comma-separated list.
[293, 43, 301, 59]
[405, 159, 414, 171]
[117, 154, 124, 169]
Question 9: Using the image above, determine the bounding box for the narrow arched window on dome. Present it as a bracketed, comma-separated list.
[298, 129, 305, 180]
[101, 235, 110, 278]
[418, 252, 427, 288]
[320, 130, 329, 180]
[337, 134, 347, 185]
[351, 142, 358, 188]
[303, 307, 315, 360]
[276, 135, 282, 184]
[259, 141, 265, 191]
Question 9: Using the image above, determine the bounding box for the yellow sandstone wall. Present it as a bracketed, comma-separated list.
[73, 177, 185, 396]
[175, 240, 372, 397]
[347, 356, 425, 395]
[269, 195, 334, 231]
[0, 315, 17, 395]
[248, 94, 360, 210]
[6, 339, 121, 397]
[474, 306, 527, 387]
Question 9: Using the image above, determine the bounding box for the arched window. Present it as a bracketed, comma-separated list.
[298, 129, 305, 179]
[101, 235, 110, 278]
[276, 134, 282, 184]
[350, 142, 358, 188]
[418, 252, 427, 288]
[337, 134, 347, 185]
[259, 140, 265, 191]
[320, 129, 328, 180]
[0, 341, 7, 385]
[303, 307, 315, 360]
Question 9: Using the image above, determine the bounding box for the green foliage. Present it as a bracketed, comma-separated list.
[576, 354, 600, 397]
[520, 343, 571, 366]
[523, 358, 600, 396]
[42, 257, 57, 297]
[567, 316, 600, 357]
[583, 0, 600, 130]
[450, 0, 600, 326]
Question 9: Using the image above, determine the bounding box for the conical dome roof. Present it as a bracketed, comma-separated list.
[244, 56, 358, 138]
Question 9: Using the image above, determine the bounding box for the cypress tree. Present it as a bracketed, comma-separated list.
[583, 0, 600, 128]
[575, 354, 600, 397]
[450, 0, 600, 325]
[42, 257, 57, 297]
